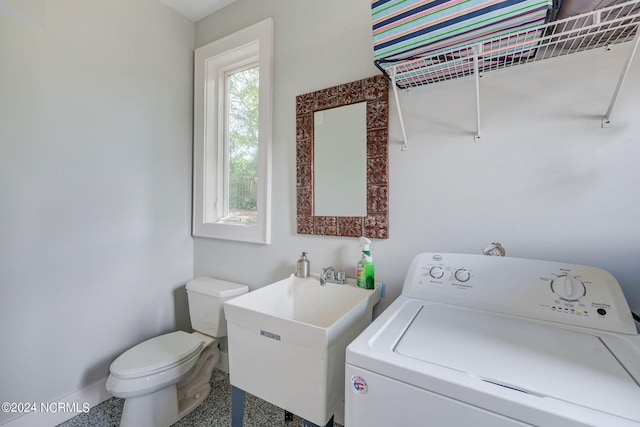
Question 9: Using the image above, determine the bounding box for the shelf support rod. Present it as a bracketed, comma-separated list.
[602, 25, 640, 128]
[391, 66, 409, 150]
[473, 43, 482, 141]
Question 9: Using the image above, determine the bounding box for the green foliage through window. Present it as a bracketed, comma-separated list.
[226, 66, 259, 216]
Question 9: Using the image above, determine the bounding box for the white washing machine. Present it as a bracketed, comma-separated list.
[345, 253, 640, 426]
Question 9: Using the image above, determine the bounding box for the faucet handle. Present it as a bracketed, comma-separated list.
[320, 267, 347, 285]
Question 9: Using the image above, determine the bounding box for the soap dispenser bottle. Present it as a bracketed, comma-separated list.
[356, 237, 375, 289]
[296, 252, 310, 278]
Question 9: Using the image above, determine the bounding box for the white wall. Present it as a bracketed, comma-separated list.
[1, 1, 637, 425]
[194, 1, 640, 316]
[0, 0, 194, 424]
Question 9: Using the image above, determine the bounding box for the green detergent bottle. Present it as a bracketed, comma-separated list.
[356, 237, 375, 290]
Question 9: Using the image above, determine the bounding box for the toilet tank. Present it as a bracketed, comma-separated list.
[186, 277, 248, 337]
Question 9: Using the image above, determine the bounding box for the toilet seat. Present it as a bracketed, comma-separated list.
[110, 331, 203, 379]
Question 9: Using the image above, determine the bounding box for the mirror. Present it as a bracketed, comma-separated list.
[314, 102, 367, 217]
[296, 75, 389, 238]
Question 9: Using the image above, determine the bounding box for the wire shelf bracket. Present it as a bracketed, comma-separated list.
[387, 0, 640, 149]
[603, 26, 640, 127]
[391, 68, 410, 151]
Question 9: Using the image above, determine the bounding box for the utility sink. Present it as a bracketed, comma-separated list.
[223, 274, 381, 426]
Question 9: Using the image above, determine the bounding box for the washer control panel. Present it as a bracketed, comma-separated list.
[402, 253, 636, 335]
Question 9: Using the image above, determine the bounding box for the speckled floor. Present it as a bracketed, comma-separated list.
[57, 369, 342, 427]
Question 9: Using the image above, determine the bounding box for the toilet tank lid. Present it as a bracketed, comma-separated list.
[186, 277, 248, 298]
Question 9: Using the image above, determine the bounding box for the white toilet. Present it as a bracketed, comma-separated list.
[106, 277, 248, 427]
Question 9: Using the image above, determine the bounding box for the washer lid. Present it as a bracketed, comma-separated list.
[110, 331, 203, 379]
[394, 304, 640, 420]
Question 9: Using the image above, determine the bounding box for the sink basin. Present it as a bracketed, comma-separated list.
[223, 274, 380, 426]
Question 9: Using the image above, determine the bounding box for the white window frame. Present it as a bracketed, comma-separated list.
[193, 18, 273, 244]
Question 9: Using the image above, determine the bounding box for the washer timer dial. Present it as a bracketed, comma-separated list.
[429, 266, 445, 279]
[454, 268, 471, 282]
[551, 275, 586, 301]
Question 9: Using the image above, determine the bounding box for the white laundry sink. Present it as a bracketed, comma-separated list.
[223, 274, 380, 426]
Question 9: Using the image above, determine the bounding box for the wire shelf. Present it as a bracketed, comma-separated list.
[385, 1, 640, 89]
[384, 1, 640, 149]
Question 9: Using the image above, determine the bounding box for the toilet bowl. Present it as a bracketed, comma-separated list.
[106, 277, 248, 427]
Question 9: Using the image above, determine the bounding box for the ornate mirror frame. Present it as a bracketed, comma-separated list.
[296, 75, 389, 239]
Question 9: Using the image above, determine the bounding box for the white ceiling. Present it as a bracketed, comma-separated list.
[158, 0, 236, 22]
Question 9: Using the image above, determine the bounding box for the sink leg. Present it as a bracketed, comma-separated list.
[231, 386, 246, 427]
[302, 415, 333, 427]
[285, 410, 294, 422]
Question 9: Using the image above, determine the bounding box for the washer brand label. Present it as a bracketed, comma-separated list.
[260, 330, 281, 341]
[351, 375, 368, 395]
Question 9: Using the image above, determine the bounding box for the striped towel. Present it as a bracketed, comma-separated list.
[373, 0, 558, 86]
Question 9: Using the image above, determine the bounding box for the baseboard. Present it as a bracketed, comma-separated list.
[0, 377, 111, 427]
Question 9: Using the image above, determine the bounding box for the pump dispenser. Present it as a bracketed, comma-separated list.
[356, 237, 375, 289]
[296, 252, 310, 278]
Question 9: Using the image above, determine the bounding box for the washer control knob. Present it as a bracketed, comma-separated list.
[551, 275, 586, 301]
[429, 266, 445, 279]
[454, 268, 471, 282]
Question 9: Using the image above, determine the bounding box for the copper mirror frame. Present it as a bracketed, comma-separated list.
[295, 75, 389, 239]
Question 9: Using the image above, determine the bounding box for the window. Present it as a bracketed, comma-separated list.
[193, 18, 273, 244]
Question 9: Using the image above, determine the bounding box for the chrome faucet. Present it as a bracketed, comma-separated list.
[320, 267, 346, 286]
